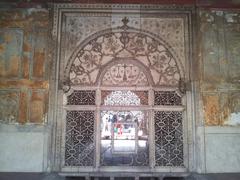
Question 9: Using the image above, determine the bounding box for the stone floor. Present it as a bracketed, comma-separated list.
[0, 173, 240, 180]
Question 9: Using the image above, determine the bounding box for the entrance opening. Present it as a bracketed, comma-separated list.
[100, 90, 149, 166]
[101, 110, 149, 166]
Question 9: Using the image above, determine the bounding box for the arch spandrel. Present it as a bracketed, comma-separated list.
[65, 26, 185, 87]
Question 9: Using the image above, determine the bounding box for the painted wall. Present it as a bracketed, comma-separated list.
[0, 8, 50, 172]
[198, 9, 240, 173]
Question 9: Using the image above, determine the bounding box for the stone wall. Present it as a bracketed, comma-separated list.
[198, 9, 240, 173]
[0, 8, 49, 124]
[0, 3, 240, 174]
[0, 7, 50, 172]
[199, 9, 240, 126]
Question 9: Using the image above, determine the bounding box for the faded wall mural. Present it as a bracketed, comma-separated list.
[0, 9, 49, 124]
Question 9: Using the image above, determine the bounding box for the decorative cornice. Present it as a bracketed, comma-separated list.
[53, 3, 194, 11]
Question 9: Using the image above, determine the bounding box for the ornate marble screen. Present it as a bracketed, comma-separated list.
[53, 4, 193, 174]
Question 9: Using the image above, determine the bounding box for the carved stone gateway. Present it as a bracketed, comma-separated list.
[51, 4, 194, 178]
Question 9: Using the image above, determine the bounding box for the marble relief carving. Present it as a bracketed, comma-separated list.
[67, 28, 181, 87]
[141, 18, 185, 63]
[60, 14, 186, 88]
[62, 15, 112, 62]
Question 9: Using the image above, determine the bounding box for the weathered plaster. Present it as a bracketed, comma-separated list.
[29, 90, 48, 124]
[224, 113, 240, 125]
[0, 8, 50, 124]
[199, 10, 240, 126]
[0, 29, 23, 78]
[0, 91, 19, 123]
[0, 8, 50, 173]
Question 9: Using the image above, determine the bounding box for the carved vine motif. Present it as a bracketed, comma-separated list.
[63, 16, 112, 60]
[68, 29, 181, 87]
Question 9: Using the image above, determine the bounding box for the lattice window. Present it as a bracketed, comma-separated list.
[154, 111, 183, 167]
[65, 111, 95, 166]
[102, 91, 148, 106]
[154, 91, 181, 106]
[67, 90, 95, 105]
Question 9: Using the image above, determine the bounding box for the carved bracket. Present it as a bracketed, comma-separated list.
[59, 79, 71, 93]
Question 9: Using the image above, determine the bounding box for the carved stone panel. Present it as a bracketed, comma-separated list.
[62, 15, 112, 64]
[68, 30, 181, 87]
[154, 111, 184, 167]
[65, 110, 95, 166]
[154, 91, 182, 106]
[67, 90, 96, 105]
[59, 9, 187, 87]
[141, 18, 185, 64]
